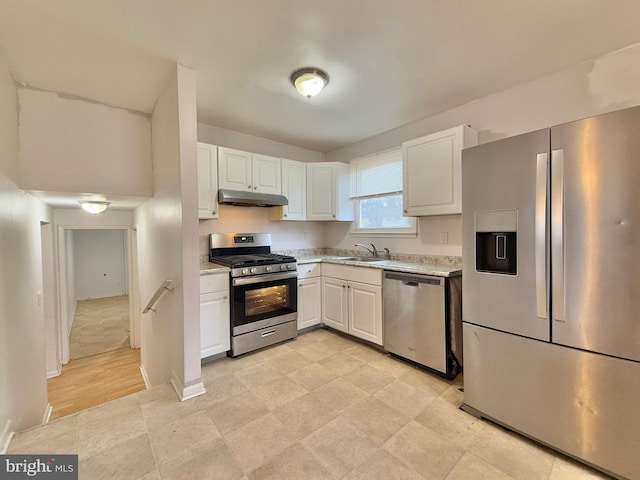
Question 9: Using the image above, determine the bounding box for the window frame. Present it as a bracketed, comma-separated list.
[349, 149, 416, 238]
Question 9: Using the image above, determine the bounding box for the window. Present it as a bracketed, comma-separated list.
[350, 149, 417, 236]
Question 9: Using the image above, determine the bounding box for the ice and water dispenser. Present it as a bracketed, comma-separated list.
[475, 209, 517, 275]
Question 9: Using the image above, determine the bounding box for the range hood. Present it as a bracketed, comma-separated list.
[217, 189, 288, 207]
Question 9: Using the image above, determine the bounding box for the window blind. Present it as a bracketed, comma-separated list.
[350, 148, 402, 198]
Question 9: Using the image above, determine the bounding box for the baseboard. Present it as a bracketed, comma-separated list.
[139, 364, 151, 390]
[46, 363, 62, 379]
[0, 420, 13, 454]
[42, 404, 53, 425]
[170, 370, 206, 402]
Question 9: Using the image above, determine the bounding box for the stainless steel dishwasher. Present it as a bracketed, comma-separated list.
[383, 271, 462, 378]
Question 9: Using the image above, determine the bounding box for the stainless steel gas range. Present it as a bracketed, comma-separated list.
[209, 233, 297, 356]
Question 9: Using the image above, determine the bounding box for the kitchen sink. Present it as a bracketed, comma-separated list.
[337, 256, 387, 263]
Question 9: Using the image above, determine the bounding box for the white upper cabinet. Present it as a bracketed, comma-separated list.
[402, 124, 477, 216]
[306, 162, 353, 221]
[218, 147, 281, 194]
[218, 147, 251, 191]
[251, 153, 281, 195]
[270, 158, 307, 221]
[197, 142, 219, 219]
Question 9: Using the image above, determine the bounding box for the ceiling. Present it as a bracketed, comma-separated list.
[1, 1, 640, 154]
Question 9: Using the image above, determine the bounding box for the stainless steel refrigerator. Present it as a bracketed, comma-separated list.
[461, 106, 640, 480]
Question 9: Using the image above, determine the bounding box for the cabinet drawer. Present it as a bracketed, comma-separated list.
[200, 273, 229, 294]
[297, 263, 321, 279]
[322, 264, 382, 286]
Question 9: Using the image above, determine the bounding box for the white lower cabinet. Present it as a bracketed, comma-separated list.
[321, 276, 348, 332]
[348, 281, 382, 344]
[200, 273, 230, 359]
[321, 264, 383, 345]
[297, 263, 321, 330]
[298, 277, 321, 330]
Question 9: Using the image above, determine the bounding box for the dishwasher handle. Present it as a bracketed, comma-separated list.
[384, 271, 444, 287]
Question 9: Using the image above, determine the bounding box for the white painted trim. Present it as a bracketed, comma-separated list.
[170, 370, 206, 402]
[57, 226, 70, 364]
[139, 363, 151, 390]
[42, 404, 53, 425]
[0, 420, 13, 454]
[128, 228, 141, 348]
[46, 363, 62, 379]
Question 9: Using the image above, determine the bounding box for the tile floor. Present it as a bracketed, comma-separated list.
[69, 295, 130, 360]
[9, 328, 611, 479]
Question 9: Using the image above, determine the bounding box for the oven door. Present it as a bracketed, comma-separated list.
[231, 271, 298, 335]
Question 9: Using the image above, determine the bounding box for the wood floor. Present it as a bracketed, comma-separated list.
[47, 347, 146, 421]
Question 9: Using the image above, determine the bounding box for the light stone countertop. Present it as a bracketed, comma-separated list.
[199, 262, 230, 275]
[200, 253, 462, 277]
[296, 255, 461, 277]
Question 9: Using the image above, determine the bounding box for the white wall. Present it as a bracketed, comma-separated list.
[198, 206, 327, 257]
[73, 229, 127, 300]
[178, 66, 202, 398]
[0, 46, 49, 438]
[17, 88, 153, 197]
[135, 64, 204, 399]
[198, 122, 325, 163]
[53, 209, 134, 227]
[325, 42, 640, 257]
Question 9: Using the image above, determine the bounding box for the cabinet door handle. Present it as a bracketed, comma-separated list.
[223, 296, 228, 300]
[248, 185, 252, 189]
[254, 186, 258, 190]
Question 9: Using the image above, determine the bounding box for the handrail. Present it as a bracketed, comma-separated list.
[143, 280, 173, 313]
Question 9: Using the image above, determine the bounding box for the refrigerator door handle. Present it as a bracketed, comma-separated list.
[551, 149, 565, 322]
[535, 153, 549, 319]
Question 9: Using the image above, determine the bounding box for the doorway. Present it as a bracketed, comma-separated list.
[56, 226, 141, 364]
[67, 229, 130, 360]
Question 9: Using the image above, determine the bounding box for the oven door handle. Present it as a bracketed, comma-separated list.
[232, 271, 298, 286]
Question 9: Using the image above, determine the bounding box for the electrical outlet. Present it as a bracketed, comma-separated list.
[440, 232, 448, 244]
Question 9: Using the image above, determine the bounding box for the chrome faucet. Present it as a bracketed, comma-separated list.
[355, 243, 378, 257]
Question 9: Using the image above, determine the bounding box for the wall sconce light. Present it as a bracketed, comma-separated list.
[290, 67, 329, 99]
[79, 201, 110, 214]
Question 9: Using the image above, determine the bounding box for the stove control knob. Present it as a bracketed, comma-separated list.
[250, 267, 257, 274]
[242, 269, 248, 275]
[288, 264, 295, 270]
[280, 265, 287, 271]
[265, 266, 272, 272]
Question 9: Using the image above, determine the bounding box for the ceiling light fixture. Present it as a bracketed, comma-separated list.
[290, 67, 329, 99]
[79, 201, 110, 214]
